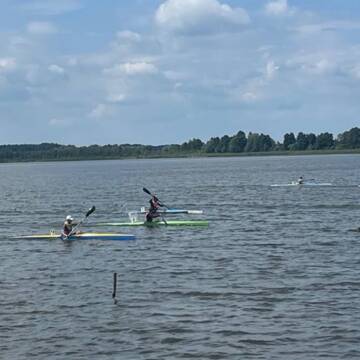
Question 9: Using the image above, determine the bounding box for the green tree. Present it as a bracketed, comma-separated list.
[283, 132, 296, 150]
[204, 137, 220, 153]
[217, 135, 230, 153]
[244, 132, 258, 152]
[188, 138, 204, 151]
[260, 134, 275, 151]
[337, 127, 360, 149]
[306, 133, 317, 149]
[315, 132, 334, 149]
[295, 132, 309, 150]
[229, 131, 247, 152]
[245, 133, 275, 152]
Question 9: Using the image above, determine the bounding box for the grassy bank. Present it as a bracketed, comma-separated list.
[0, 148, 360, 164]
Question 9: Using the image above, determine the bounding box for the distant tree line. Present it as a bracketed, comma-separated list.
[0, 127, 360, 162]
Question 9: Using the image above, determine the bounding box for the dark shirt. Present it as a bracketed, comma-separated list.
[149, 198, 161, 211]
[146, 197, 163, 222]
[63, 221, 73, 236]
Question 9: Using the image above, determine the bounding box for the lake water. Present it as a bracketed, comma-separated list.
[1, 155, 360, 359]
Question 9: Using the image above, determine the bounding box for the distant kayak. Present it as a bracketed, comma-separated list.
[17, 232, 136, 241]
[96, 220, 209, 227]
[271, 182, 332, 187]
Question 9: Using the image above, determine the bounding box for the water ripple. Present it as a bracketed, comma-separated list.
[1, 155, 360, 359]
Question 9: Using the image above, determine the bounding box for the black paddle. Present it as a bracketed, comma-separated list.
[142, 188, 168, 225]
[142, 188, 168, 208]
[65, 206, 96, 239]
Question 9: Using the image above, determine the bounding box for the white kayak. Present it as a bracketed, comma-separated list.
[136, 207, 203, 215]
[271, 182, 332, 187]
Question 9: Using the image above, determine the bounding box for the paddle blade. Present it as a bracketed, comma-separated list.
[143, 187, 152, 196]
[86, 206, 96, 217]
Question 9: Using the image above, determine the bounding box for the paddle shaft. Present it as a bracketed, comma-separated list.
[160, 213, 167, 226]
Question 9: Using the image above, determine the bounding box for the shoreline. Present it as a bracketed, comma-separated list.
[0, 148, 359, 164]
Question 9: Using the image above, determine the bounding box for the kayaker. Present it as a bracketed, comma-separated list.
[62, 215, 75, 236]
[146, 195, 164, 222]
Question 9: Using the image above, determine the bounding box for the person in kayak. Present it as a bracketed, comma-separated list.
[145, 195, 164, 222]
[62, 215, 76, 236]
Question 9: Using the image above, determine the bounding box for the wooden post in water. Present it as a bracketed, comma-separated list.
[112, 272, 117, 304]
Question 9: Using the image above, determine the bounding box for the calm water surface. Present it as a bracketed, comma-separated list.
[1, 155, 360, 359]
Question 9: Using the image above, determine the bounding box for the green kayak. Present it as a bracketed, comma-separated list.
[96, 220, 209, 227]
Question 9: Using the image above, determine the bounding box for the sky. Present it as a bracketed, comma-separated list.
[0, 0, 360, 145]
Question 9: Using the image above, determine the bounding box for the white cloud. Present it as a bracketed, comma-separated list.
[265, 0, 291, 16]
[49, 118, 70, 127]
[230, 80, 262, 104]
[104, 62, 158, 76]
[107, 93, 126, 103]
[265, 60, 279, 80]
[25, 65, 39, 84]
[163, 70, 187, 81]
[174, 82, 183, 90]
[241, 91, 259, 103]
[155, 0, 250, 35]
[287, 54, 336, 75]
[116, 31, 141, 42]
[48, 64, 65, 75]
[65, 57, 78, 66]
[89, 104, 111, 119]
[0, 58, 16, 72]
[24, 63, 67, 85]
[230, 60, 279, 104]
[310, 59, 335, 75]
[27, 21, 57, 35]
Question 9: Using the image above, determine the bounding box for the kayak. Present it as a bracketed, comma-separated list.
[137, 208, 203, 215]
[271, 182, 332, 187]
[96, 220, 209, 227]
[18, 232, 136, 241]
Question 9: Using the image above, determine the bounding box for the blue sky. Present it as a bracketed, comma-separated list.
[0, 0, 359, 145]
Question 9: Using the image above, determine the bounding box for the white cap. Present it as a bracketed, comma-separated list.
[66, 215, 73, 221]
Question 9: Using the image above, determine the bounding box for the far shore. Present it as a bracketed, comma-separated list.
[0, 148, 359, 165]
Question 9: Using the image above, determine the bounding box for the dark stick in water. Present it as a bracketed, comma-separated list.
[112, 272, 117, 304]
